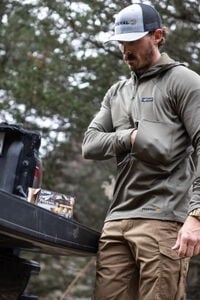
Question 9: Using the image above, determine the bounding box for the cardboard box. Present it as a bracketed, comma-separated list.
[28, 188, 75, 218]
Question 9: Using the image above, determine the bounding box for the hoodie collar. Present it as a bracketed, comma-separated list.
[131, 52, 183, 81]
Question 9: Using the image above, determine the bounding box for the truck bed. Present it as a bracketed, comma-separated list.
[0, 189, 100, 256]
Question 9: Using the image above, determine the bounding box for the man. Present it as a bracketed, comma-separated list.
[82, 3, 200, 300]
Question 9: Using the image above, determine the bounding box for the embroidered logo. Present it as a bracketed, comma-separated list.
[130, 19, 137, 25]
[142, 207, 161, 213]
[141, 97, 153, 102]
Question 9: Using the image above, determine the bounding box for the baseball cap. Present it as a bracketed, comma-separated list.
[105, 3, 162, 43]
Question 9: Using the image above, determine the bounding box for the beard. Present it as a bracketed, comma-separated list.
[123, 42, 155, 75]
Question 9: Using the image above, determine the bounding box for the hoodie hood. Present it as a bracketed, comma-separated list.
[131, 52, 184, 81]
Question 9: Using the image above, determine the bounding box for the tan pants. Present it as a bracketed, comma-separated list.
[93, 219, 189, 300]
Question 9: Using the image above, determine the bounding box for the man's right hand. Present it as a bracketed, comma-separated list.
[130, 129, 138, 145]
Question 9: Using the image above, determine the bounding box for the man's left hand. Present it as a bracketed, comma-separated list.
[172, 216, 200, 257]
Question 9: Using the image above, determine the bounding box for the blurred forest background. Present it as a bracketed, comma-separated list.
[0, 0, 200, 299]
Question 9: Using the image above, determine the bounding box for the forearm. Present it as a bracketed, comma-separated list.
[189, 154, 200, 212]
[82, 127, 133, 160]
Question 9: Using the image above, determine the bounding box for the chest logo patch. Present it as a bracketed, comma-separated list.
[141, 97, 153, 102]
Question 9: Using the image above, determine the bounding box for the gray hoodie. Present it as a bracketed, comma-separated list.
[82, 53, 200, 223]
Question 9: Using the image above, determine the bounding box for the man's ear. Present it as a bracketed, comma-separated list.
[153, 29, 163, 45]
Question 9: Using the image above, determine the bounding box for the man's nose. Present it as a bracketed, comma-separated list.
[121, 42, 131, 53]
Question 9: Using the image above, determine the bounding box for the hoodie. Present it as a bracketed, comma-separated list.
[82, 53, 200, 223]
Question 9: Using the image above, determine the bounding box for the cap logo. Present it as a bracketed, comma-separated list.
[116, 19, 137, 26]
[130, 19, 137, 25]
[116, 21, 128, 25]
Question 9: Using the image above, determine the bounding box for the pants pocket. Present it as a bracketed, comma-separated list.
[158, 238, 189, 300]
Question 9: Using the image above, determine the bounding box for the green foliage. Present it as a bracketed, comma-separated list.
[1, 0, 200, 298]
[1, 0, 200, 132]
